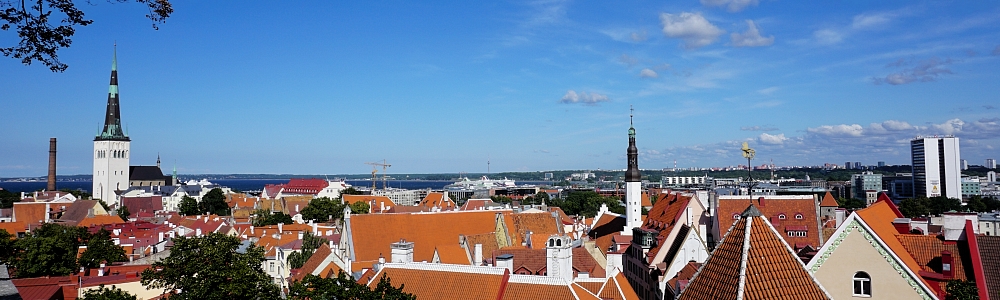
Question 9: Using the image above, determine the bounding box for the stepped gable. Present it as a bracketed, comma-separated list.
[679, 205, 830, 300]
[819, 192, 838, 207]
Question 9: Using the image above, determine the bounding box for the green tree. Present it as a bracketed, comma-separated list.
[836, 197, 867, 210]
[0, 0, 173, 72]
[79, 229, 127, 268]
[11, 223, 88, 277]
[0, 189, 19, 209]
[116, 205, 130, 220]
[929, 197, 963, 215]
[299, 197, 345, 223]
[549, 191, 624, 218]
[179, 196, 199, 216]
[349, 201, 370, 214]
[945, 279, 979, 300]
[490, 195, 513, 204]
[967, 196, 988, 213]
[288, 272, 415, 300]
[81, 285, 138, 300]
[251, 209, 293, 227]
[140, 232, 279, 300]
[984, 196, 1000, 212]
[0, 229, 15, 264]
[287, 232, 324, 269]
[337, 187, 363, 200]
[199, 188, 229, 216]
[899, 197, 931, 218]
[59, 188, 91, 200]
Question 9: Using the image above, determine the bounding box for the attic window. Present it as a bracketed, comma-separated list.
[732, 214, 739, 220]
[778, 214, 786, 220]
[853, 271, 871, 297]
[795, 213, 804, 220]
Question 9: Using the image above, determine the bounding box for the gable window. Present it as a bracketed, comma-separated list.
[853, 271, 871, 297]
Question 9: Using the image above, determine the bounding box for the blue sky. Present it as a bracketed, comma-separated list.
[2, 0, 999, 176]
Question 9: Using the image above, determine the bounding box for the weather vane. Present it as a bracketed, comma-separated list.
[742, 141, 756, 201]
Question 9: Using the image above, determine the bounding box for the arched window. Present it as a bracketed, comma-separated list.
[732, 213, 739, 219]
[853, 271, 871, 297]
[795, 213, 804, 220]
[548, 239, 554, 247]
[778, 214, 786, 220]
[556, 239, 562, 247]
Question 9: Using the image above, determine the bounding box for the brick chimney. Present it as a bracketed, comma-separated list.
[47, 138, 56, 191]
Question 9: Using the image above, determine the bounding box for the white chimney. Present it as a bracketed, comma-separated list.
[278, 223, 283, 234]
[250, 226, 255, 235]
[496, 254, 514, 273]
[546, 235, 573, 281]
[298, 231, 304, 240]
[312, 223, 318, 235]
[391, 239, 414, 263]
[195, 228, 202, 237]
[474, 244, 483, 266]
[158, 232, 164, 243]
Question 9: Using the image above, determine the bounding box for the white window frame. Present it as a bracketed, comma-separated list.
[853, 271, 871, 297]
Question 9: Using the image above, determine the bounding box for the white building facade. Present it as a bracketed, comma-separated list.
[93, 48, 130, 206]
[911, 136, 962, 199]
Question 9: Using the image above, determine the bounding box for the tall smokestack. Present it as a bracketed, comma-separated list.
[47, 138, 57, 191]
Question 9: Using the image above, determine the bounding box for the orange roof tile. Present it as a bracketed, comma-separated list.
[343, 195, 396, 210]
[502, 281, 580, 300]
[370, 265, 506, 300]
[819, 192, 838, 207]
[291, 243, 334, 282]
[590, 213, 624, 253]
[77, 215, 125, 227]
[12, 202, 48, 225]
[465, 232, 502, 261]
[602, 272, 640, 300]
[419, 192, 455, 209]
[643, 193, 692, 258]
[679, 205, 830, 300]
[435, 245, 471, 265]
[641, 192, 652, 207]
[717, 195, 821, 249]
[0, 221, 27, 235]
[348, 211, 501, 265]
[897, 234, 969, 292]
[854, 199, 926, 282]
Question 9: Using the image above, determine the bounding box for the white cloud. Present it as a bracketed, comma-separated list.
[639, 69, 658, 78]
[660, 12, 725, 49]
[601, 29, 648, 43]
[731, 20, 774, 47]
[700, 0, 759, 12]
[759, 133, 787, 145]
[631, 31, 647, 42]
[559, 90, 610, 105]
[873, 57, 954, 85]
[813, 29, 843, 45]
[741, 125, 779, 132]
[756, 86, 779, 95]
[807, 124, 864, 137]
[618, 54, 638, 67]
[852, 13, 892, 29]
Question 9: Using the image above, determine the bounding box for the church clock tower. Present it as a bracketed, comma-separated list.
[93, 46, 130, 206]
[624, 107, 642, 233]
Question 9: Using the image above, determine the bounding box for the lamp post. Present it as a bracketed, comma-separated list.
[741, 142, 756, 203]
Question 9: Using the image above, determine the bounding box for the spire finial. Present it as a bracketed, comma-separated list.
[112, 42, 117, 71]
[629, 105, 634, 127]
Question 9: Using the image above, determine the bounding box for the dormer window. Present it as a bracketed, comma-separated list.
[795, 213, 804, 220]
[853, 271, 871, 297]
[778, 214, 786, 220]
[733, 214, 739, 219]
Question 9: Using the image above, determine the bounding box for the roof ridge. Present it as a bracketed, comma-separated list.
[754, 215, 834, 299]
[735, 216, 751, 300]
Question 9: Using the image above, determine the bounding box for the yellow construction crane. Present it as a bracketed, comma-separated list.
[365, 160, 391, 191]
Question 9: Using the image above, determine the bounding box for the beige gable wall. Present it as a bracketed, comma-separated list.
[812, 226, 925, 300]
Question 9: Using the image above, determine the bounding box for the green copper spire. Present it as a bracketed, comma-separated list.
[111, 43, 117, 71]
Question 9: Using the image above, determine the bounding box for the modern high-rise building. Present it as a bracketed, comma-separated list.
[93, 47, 131, 206]
[911, 137, 961, 199]
[845, 162, 852, 169]
[854, 162, 862, 170]
[877, 161, 886, 167]
[987, 158, 996, 169]
[852, 171, 883, 205]
[961, 159, 969, 170]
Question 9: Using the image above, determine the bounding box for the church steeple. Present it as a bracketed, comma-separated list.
[625, 106, 641, 182]
[95, 44, 129, 141]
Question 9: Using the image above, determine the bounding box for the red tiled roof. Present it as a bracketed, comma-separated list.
[679, 205, 829, 300]
[976, 234, 1000, 300]
[291, 243, 334, 282]
[717, 195, 821, 249]
[589, 213, 624, 253]
[419, 192, 455, 209]
[121, 195, 164, 217]
[12, 202, 48, 225]
[370, 265, 507, 300]
[642, 193, 692, 260]
[854, 198, 926, 285]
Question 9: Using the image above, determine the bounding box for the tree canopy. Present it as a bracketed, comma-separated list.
[0, 189, 16, 209]
[299, 197, 345, 223]
[287, 232, 324, 269]
[81, 285, 138, 300]
[548, 191, 624, 218]
[141, 232, 279, 299]
[251, 209, 293, 227]
[0, 0, 173, 72]
[349, 201, 370, 214]
[837, 197, 867, 210]
[288, 272, 415, 300]
[11, 223, 88, 277]
[199, 188, 229, 216]
[79, 229, 127, 268]
[179, 196, 199, 216]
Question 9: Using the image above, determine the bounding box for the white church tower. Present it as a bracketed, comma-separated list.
[624, 107, 642, 234]
[93, 46, 130, 206]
